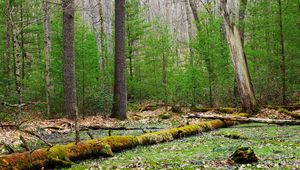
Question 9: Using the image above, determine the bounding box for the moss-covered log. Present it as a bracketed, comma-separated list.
[0, 119, 239, 170]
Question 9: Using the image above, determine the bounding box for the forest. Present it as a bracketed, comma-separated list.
[0, 0, 299, 169]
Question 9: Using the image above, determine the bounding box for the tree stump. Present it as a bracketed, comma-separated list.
[231, 147, 259, 164]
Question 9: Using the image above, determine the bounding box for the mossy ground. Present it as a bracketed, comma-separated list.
[67, 123, 300, 169]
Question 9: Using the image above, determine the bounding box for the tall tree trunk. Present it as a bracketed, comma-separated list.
[88, 0, 104, 74]
[220, 0, 257, 113]
[43, 0, 51, 116]
[98, 0, 105, 73]
[9, 15, 22, 117]
[188, 0, 200, 31]
[278, 0, 286, 105]
[62, 0, 79, 142]
[185, 0, 196, 106]
[111, 0, 127, 120]
[6, 0, 11, 79]
[162, 52, 168, 112]
[20, 0, 25, 81]
[239, 0, 248, 46]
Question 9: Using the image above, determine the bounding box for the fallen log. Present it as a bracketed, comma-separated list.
[190, 107, 240, 114]
[0, 116, 245, 170]
[44, 125, 163, 134]
[184, 114, 300, 125]
[80, 125, 163, 131]
[264, 105, 300, 111]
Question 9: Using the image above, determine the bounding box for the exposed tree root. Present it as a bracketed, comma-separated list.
[0, 118, 243, 170]
[185, 114, 300, 125]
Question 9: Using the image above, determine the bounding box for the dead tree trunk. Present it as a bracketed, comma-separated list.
[239, 0, 248, 46]
[111, 0, 127, 120]
[43, 0, 52, 116]
[220, 0, 257, 114]
[62, 0, 80, 142]
[88, 0, 105, 74]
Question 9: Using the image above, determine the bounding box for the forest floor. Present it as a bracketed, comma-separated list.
[0, 106, 299, 169]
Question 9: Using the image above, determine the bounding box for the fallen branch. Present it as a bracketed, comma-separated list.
[190, 107, 240, 114]
[19, 129, 53, 147]
[0, 114, 246, 170]
[19, 136, 30, 151]
[0, 142, 15, 154]
[80, 125, 163, 131]
[184, 114, 300, 125]
[43, 125, 163, 134]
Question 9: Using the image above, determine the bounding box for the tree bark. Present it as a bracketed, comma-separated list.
[220, 0, 257, 113]
[278, 0, 286, 105]
[43, 0, 52, 116]
[184, 0, 196, 106]
[188, 0, 200, 31]
[239, 0, 248, 46]
[62, 0, 80, 142]
[9, 12, 22, 117]
[111, 0, 127, 120]
[88, 0, 105, 74]
[185, 113, 300, 125]
[98, 0, 105, 73]
[5, 0, 11, 79]
[162, 52, 168, 112]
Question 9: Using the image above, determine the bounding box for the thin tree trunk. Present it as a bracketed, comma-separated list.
[278, 0, 286, 105]
[188, 0, 200, 30]
[220, 0, 257, 113]
[239, 0, 248, 46]
[111, 0, 127, 120]
[88, 0, 103, 74]
[162, 52, 168, 112]
[98, 0, 105, 73]
[9, 11, 22, 118]
[43, 0, 51, 116]
[5, 0, 11, 79]
[184, 0, 196, 106]
[20, 0, 25, 81]
[62, 0, 79, 142]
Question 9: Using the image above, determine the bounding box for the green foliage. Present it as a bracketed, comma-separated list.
[0, 0, 299, 117]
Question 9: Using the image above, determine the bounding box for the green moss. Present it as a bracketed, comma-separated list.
[219, 132, 247, 139]
[159, 113, 171, 119]
[101, 136, 139, 151]
[230, 147, 258, 164]
[217, 107, 239, 114]
[278, 108, 290, 114]
[288, 102, 300, 107]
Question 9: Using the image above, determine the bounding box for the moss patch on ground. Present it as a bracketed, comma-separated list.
[69, 123, 300, 169]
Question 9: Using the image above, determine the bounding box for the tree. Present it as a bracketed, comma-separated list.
[43, 0, 51, 116]
[220, 0, 257, 113]
[277, 0, 286, 105]
[62, 0, 79, 141]
[111, 0, 127, 120]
